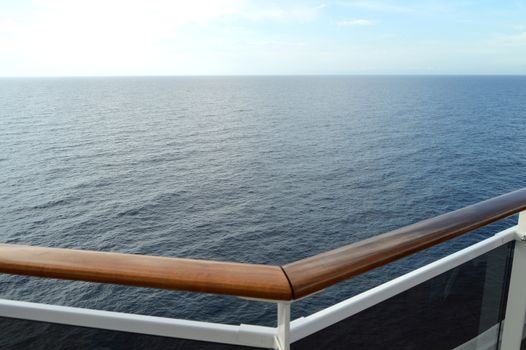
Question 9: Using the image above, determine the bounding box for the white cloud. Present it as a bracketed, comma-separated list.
[336, 19, 374, 26]
[501, 32, 526, 43]
[0, 0, 325, 76]
[252, 40, 307, 47]
[240, 3, 325, 22]
[339, 1, 414, 14]
[0, 0, 242, 66]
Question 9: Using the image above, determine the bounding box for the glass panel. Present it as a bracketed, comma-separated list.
[0, 317, 262, 350]
[292, 242, 515, 350]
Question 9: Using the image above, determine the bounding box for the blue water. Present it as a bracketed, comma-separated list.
[0, 76, 525, 326]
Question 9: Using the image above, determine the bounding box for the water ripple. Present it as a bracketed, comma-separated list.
[0, 76, 525, 327]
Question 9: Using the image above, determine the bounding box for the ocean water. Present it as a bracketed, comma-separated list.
[0, 76, 525, 327]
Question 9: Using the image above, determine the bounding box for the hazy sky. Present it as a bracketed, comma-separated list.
[1, 0, 525, 76]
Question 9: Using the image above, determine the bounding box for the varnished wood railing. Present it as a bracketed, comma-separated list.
[283, 188, 526, 298]
[0, 245, 293, 300]
[1, 188, 526, 300]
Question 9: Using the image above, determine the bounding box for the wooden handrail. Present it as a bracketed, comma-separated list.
[0, 245, 292, 300]
[1, 188, 526, 300]
[283, 187, 526, 298]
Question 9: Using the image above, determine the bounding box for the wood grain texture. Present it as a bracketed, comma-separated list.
[282, 187, 526, 298]
[0, 245, 293, 300]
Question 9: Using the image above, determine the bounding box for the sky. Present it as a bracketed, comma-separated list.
[0, 0, 525, 76]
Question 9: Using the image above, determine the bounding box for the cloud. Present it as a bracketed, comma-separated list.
[504, 32, 526, 42]
[492, 32, 526, 45]
[0, 0, 327, 76]
[237, 2, 325, 22]
[338, 1, 414, 14]
[253, 40, 307, 47]
[0, 0, 244, 75]
[336, 19, 374, 26]
[29, 0, 241, 27]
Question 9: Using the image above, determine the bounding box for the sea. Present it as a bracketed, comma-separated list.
[0, 75, 525, 329]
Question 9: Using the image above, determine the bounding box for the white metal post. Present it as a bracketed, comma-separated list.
[275, 302, 291, 350]
[500, 211, 526, 349]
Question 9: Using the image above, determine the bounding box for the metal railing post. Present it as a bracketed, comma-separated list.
[275, 302, 291, 350]
[500, 211, 526, 349]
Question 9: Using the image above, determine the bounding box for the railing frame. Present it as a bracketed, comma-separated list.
[0, 298, 277, 348]
[501, 211, 526, 349]
[276, 302, 291, 350]
[288, 225, 519, 344]
[2, 189, 526, 349]
[1, 224, 524, 349]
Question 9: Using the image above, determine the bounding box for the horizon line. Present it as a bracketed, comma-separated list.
[1, 73, 525, 79]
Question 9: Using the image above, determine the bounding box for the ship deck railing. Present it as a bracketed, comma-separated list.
[1, 189, 526, 349]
